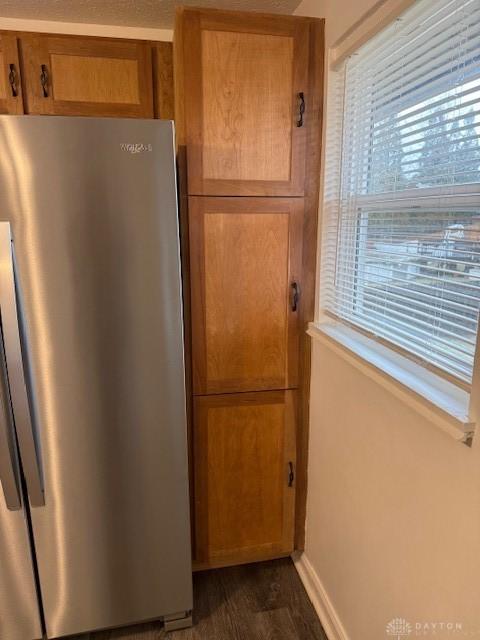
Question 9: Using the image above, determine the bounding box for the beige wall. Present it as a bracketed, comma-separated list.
[294, 1, 480, 638]
[307, 340, 480, 638]
[296, 0, 383, 46]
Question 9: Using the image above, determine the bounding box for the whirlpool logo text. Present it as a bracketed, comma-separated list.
[120, 143, 153, 154]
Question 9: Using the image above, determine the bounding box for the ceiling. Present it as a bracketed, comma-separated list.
[0, 0, 303, 29]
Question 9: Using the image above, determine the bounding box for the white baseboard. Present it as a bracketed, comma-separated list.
[292, 552, 350, 640]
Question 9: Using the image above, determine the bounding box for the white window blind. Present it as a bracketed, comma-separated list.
[321, 0, 480, 384]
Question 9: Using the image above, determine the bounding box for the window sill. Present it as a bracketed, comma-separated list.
[308, 321, 475, 445]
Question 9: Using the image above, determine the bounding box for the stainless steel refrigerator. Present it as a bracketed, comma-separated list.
[0, 116, 193, 639]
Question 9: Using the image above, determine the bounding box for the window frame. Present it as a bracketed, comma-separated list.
[318, 7, 480, 394]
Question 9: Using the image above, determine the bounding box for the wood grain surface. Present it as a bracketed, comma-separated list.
[201, 30, 293, 182]
[189, 197, 303, 395]
[50, 54, 140, 103]
[152, 42, 174, 120]
[181, 8, 310, 196]
[173, 8, 325, 567]
[20, 34, 153, 117]
[194, 391, 296, 566]
[294, 19, 325, 551]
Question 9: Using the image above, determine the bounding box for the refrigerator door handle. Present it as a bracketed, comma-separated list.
[0, 223, 44, 507]
[0, 341, 22, 510]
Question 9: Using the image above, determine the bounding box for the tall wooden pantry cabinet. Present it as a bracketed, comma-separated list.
[174, 7, 324, 568]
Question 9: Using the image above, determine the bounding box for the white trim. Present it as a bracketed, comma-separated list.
[354, 183, 480, 207]
[330, 0, 417, 67]
[293, 552, 350, 640]
[308, 321, 475, 444]
[0, 17, 173, 41]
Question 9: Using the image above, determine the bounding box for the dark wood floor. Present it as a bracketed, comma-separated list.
[74, 558, 327, 640]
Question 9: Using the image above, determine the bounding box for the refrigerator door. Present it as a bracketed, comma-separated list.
[0, 116, 192, 639]
[0, 497, 43, 640]
[0, 332, 43, 640]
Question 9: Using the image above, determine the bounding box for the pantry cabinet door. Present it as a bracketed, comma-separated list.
[0, 34, 24, 114]
[189, 197, 303, 395]
[21, 35, 153, 118]
[181, 9, 309, 196]
[194, 390, 296, 566]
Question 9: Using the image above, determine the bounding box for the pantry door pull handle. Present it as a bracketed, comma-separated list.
[40, 64, 49, 98]
[288, 462, 295, 487]
[297, 92, 305, 127]
[8, 64, 18, 98]
[291, 282, 300, 312]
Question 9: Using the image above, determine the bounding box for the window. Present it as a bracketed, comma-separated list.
[321, 0, 480, 384]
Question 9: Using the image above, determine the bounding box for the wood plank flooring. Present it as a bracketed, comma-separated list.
[74, 558, 327, 640]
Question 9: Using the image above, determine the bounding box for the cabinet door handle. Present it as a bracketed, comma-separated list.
[8, 64, 18, 98]
[291, 282, 300, 312]
[288, 462, 295, 487]
[40, 64, 49, 98]
[296, 92, 305, 127]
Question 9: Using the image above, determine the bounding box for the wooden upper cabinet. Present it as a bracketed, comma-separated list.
[177, 9, 309, 196]
[21, 35, 153, 117]
[194, 390, 296, 566]
[0, 34, 23, 114]
[189, 197, 303, 395]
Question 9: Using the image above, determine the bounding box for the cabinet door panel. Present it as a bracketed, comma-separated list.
[50, 54, 140, 103]
[189, 197, 303, 395]
[0, 34, 23, 114]
[202, 30, 293, 183]
[21, 35, 153, 117]
[194, 390, 296, 566]
[182, 9, 309, 196]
